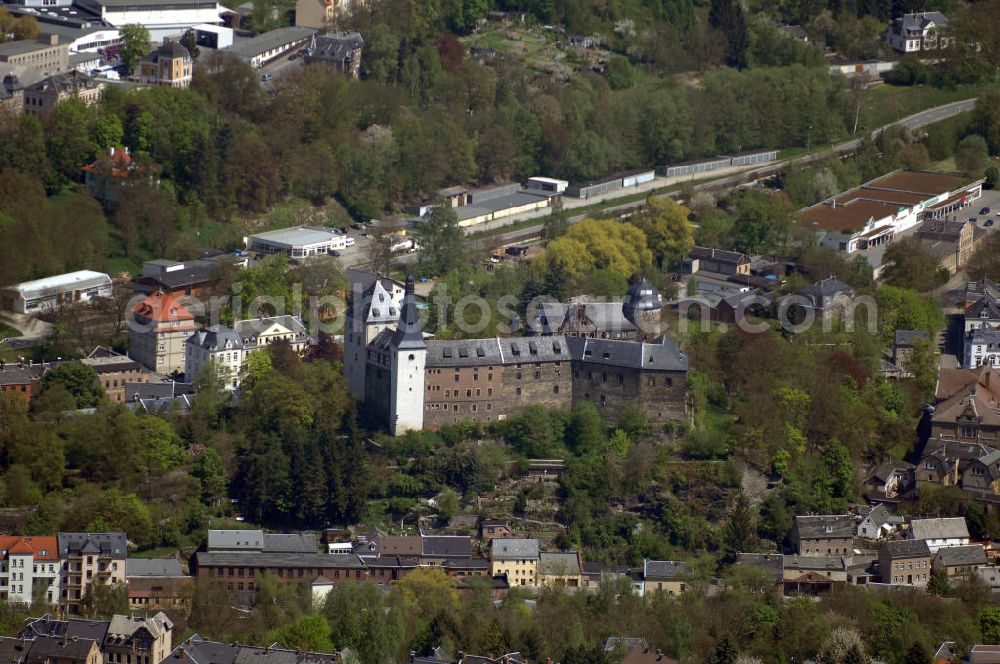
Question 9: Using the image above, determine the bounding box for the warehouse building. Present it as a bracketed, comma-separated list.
[6, 270, 112, 314]
[244, 226, 346, 257]
[224, 26, 316, 68]
[566, 168, 655, 199]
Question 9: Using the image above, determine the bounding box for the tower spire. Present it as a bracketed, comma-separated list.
[391, 274, 426, 349]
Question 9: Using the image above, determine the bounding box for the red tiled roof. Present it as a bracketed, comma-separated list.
[133, 292, 196, 324]
[0, 535, 58, 560]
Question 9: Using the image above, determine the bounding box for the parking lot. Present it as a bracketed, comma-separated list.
[957, 189, 1000, 231]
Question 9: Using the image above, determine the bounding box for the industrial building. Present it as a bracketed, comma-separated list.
[566, 168, 655, 199]
[659, 150, 778, 178]
[224, 26, 316, 68]
[5, 270, 112, 314]
[244, 226, 346, 257]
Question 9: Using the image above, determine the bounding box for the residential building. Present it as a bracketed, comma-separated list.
[81, 147, 139, 204]
[906, 517, 970, 553]
[864, 460, 914, 498]
[965, 327, 1000, 370]
[131, 259, 225, 297]
[57, 533, 127, 614]
[917, 437, 997, 485]
[351, 276, 688, 434]
[639, 560, 687, 597]
[0, 536, 60, 605]
[794, 277, 856, 322]
[479, 519, 511, 541]
[797, 170, 983, 268]
[136, 41, 192, 88]
[0, 362, 49, 403]
[162, 636, 340, 664]
[966, 285, 1000, 334]
[887, 12, 950, 53]
[1, 74, 25, 114]
[490, 538, 539, 587]
[420, 536, 472, 563]
[930, 367, 1000, 444]
[792, 515, 855, 556]
[732, 553, 785, 595]
[962, 449, 1000, 492]
[81, 347, 153, 404]
[20, 635, 101, 664]
[18, 614, 109, 644]
[857, 504, 904, 540]
[537, 552, 582, 590]
[126, 559, 191, 614]
[223, 26, 317, 68]
[305, 32, 362, 78]
[682, 247, 751, 277]
[6, 271, 112, 315]
[892, 330, 930, 377]
[22, 71, 102, 115]
[916, 218, 983, 275]
[102, 613, 174, 664]
[129, 292, 199, 376]
[185, 315, 309, 387]
[206, 530, 317, 554]
[0, 36, 68, 73]
[73, 0, 226, 41]
[932, 544, 987, 580]
[879, 539, 932, 586]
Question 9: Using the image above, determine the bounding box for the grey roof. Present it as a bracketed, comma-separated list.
[308, 32, 363, 61]
[134, 260, 217, 290]
[425, 338, 504, 368]
[126, 558, 184, 578]
[538, 552, 581, 576]
[10, 270, 110, 300]
[622, 278, 662, 316]
[165, 636, 340, 664]
[57, 533, 126, 560]
[922, 439, 997, 464]
[125, 381, 194, 402]
[18, 616, 108, 643]
[796, 277, 854, 302]
[25, 635, 97, 664]
[860, 503, 892, 528]
[642, 559, 686, 580]
[0, 40, 63, 57]
[490, 538, 539, 560]
[908, 517, 970, 541]
[0, 364, 47, 387]
[867, 460, 914, 484]
[225, 27, 317, 61]
[234, 316, 308, 343]
[263, 533, 317, 553]
[570, 336, 688, 372]
[421, 536, 471, 558]
[443, 558, 488, 569]
[106, 613, 173, 641]
[895, 11, 948, 36]
[934, 544, 987, 567]
[967, 293, 1000, 321]
[150, 40, 190, 60]
[603, 638, 647, 653]
[782, 556, 846, 572]
[688, 246, 749, 264]
[391, 275, 426, 350]
[454, 189, 551, 222]
[894, 330, 929, 348]
[186, 325, 243, 353]
[794, 515, 855, 540]
[968, 326, 1000, 347]
[194, 551, 366, 569]
[0, 637, 31, 664]
[25, 71, 100, 96]
[734, 553, 783, 581]
[532, 301, 635, 335]
[882, 539, 931, 558]
[245, 226, 337, 248]
[359, 280, 400, 324]
[207, 529, 264, 551]
[132, 394, 194, 414]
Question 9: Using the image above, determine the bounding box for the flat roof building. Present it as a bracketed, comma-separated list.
[6, 270, 112, 314]
[244, 226, 343, 257]
[75, 0, 226, 40]
[0, 35, 69, 74]
[224, 26, 316, 68]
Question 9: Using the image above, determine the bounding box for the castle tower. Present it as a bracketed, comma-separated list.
[344, 278, 401, 401]
[388, 275, 426, 435]
[622, 277, 663, 340]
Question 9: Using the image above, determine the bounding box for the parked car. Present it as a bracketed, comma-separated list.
[981, 207, 991, 215]
[987, 219, 995, 227]
[260, 73, 273, 81]
[490, 254, 502, 263]
[329, 250, 342, 257]
[288, 53, 298, 61]
[344, 237, 357, 247]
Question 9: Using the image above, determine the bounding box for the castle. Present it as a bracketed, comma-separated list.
[344, 274, 688, 435]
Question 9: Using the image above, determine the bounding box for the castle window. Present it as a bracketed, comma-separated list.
[487, 388, 493, 396]
[409, 354, 415, 361]
[445, 390, 450, 397]
[466, 390, 472, 397]
[487, 403, 492, 411]
[666, 377, 673, 387]
[534, 371, 541, 380]
[553, 385, 559, 394]
[618, 374, 623, 384]
[472, 405, 478, 412]
[516, 372, 522, 380]
[455, 375, 460, 382]
[516, 387, 522, 395]
[648, 377, 655, 387]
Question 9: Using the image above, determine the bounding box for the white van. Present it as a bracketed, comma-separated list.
[344, 237, 356, 247]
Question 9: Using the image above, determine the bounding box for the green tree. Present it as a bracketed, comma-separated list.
[908, 337, 939, 403]
[709, 0, 748, 69]
[38, 363, 103, 410]
[180, 29, 200, 60]
[632, 196, 694, 269]
[980, 606, 1000, 643]
[902, 641, 930, 664]
[543, 203, 570, 242]
[416, 204, 464, 276]
[79, 583, 129, 618]
[956, 134, 989, 173]
[608, 429, 631, 459]
[927, 570, 950, 596]
[267, 614, 334, 653]
[435, 487, 460, 519]
[723, 490, 756, 560]
[119, 24, 152, 74]
[881, 237, 948, 292]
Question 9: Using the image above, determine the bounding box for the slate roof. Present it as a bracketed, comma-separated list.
[18, 616, 109, 643]
[124, 378, 193, 401]
[263, 533, 316, 553]
[934, 544, 987, 567]
[57, 533, 126, 560]
[967, 293, 1000, 321]
[971, 450, 1000, 481]
[734, 553, 783, 581]
[207, 529, 264, 551]
[538, 552, 581, 576]
[225, 27, 317, 61]
[688, 246, 749, 265]
[426, 339, 504, 368]
[422, 536, 471, 558]
[921, 438, 997, 466]
[106, 613, 173, 641]
[194, 551, 366, 569]
[234, 316, 308, 342]
[391, 275, 426, 350]
[0, 637, 31, 664]
[795, 515, 855, 539]
[622, 278, 662, 316]
[569, 336, 688, 371]
[126, 558, 184, 578]
[187, 325, 243, 353]
[642, 560, 686, 580]
[782, 556, 846, 572]
[308, 32, 363, 62]
[894, 11, 948, 36]
[894, 330, 929, 348]
[867, 460, 914, 484]
[133, 260, 218, 291]
[25, 635, 97, 664]
[908, 517, 970, 541]
[882, 539, 931, 558]
[796, 277, 854, 303]
[25, 71, 100, 97]
[490, 538, 539, 560]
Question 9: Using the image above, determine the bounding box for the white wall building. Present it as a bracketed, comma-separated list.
[0, 536, 61, 605]
[184, 315, 309, 388]
[344, 277, 404, 401]
[76, 0, 226, 41]
[906, 517, 970, 554]
[886, 12, 950, 53]
[7, 270, 112, 314]
[244, 226, 347, 258]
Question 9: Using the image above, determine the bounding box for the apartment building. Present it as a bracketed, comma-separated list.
[0, 536, 60, 605]
[489, 538, 539, 587]
[58, 533, 127, 614]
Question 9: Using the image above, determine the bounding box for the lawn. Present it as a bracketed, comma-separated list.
[0, 322, 21, 340]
